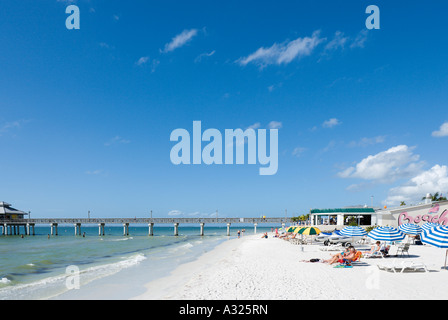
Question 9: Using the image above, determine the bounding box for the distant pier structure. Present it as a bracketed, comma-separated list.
[0, 202, 291, 237]
[0, 202, 30, 236]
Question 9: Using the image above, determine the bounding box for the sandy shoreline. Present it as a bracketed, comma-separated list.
[133, 233, 448, 300]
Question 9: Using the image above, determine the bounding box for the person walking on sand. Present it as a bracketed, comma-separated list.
[237, 230, 241, 238]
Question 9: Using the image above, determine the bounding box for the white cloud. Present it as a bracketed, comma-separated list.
[386, 165, 448, 205]
[268, 121, 282, 129]
[322, 118, 341, 128]
[162, 29, 198, 53]
[338, 145, 424, 183]
[432, 121, 448, 137]
[237, 31, 324, 68]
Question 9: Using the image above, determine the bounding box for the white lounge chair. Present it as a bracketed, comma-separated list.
[319, 243, 343, 251]
[363, 250, 385, 259]
[377, 259, 428, 273]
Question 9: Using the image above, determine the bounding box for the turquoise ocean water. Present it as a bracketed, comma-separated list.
[0, 224, 276, 300]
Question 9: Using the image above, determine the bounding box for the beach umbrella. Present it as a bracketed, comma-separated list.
[421, 222, 440, 232]
[286, 226, 296, 233]
[340, 226, 367, 237]
[296, 227, 320, 247]
[398, 223, 422, 235]
[340, 226, 367, 245]
[293, 227, 306, 234]
[368, 226, 405, 242]
[421, 225, 448, 269]
[297, 227, 321, 235]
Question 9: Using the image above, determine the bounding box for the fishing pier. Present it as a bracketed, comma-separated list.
[1, 217, 292, 237]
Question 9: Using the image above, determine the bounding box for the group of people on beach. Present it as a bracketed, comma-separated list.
[301, 246, 358, 265]
[302, 241, 389, 266]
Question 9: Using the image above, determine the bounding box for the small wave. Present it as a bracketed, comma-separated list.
[0, 253, 147, 300]
[167, 242, 194, 254]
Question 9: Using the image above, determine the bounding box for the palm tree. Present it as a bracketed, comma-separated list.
[400, 201, 406, 206]
[422, 192, 447, 202]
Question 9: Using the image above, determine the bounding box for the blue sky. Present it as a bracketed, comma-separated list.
[1, 0, 448, 218]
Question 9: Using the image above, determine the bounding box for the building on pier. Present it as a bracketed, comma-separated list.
[1, 201, 31, 236]
[0, 202, 28, 220]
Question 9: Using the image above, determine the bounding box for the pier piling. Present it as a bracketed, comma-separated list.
[200, 223, 204, 236]
[123, 223, 129, 236]
[98, 223, 105, 236]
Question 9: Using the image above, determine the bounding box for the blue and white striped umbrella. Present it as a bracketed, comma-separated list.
[340, 226, 367, 237]
[421, 225, 448, 269]
[421, 226, 448, 248]
[333, 230, 342, 236]
[398, 223, 423, 235]
[421, 222, 440, 232]
[368, 226, 405, 242]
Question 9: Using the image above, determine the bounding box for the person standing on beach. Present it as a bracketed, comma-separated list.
[237, 230, 240, 238]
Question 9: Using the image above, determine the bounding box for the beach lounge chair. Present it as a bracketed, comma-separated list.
[319, 243, 343, 251]
[377, 259, 428, 273]
[363, 250, 385, 259]
[401, 260, 428, 273]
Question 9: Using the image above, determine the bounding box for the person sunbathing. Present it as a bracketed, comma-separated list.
[365, 241, 381, 255]
[324, 246, 356, 265]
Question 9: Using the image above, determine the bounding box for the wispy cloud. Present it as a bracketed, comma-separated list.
[86, 169, 103, 175]
[268, 121, 282, 129]
[347, 135, 386, 148]
[237, 30, 324, 68]
[324, 31, 349, 51]
[104, 136, 130, 146]
[162, 29, 198, 53]
[0, 119, 30, 136]
[350, 30, 368, 48]
[246, 122, 261, 130]
[194, 50, 215, 63]
[322, 118, 341, 128]
[292, 147, 306, 158]
[136, 56, 150, 66]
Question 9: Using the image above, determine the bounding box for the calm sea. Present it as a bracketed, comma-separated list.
[0, 224, 276, 300]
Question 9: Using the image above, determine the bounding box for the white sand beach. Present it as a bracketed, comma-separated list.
[133, 233, 448, 300]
